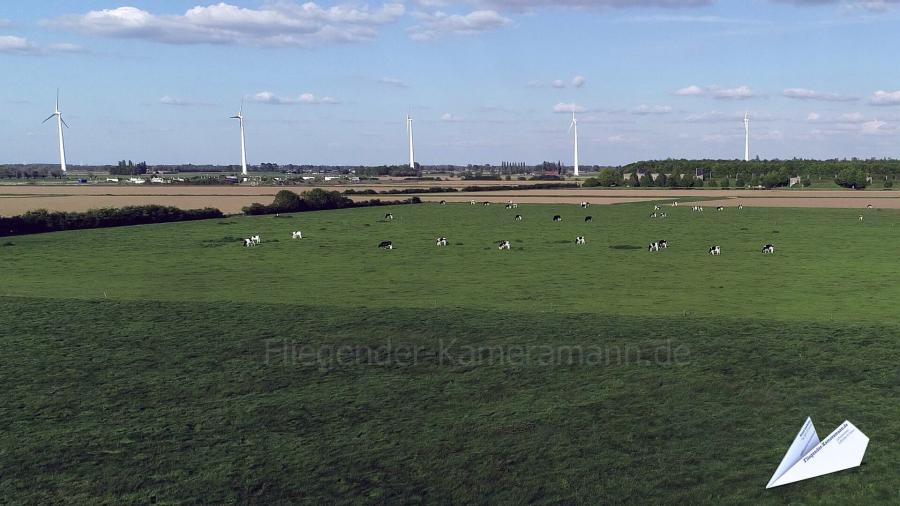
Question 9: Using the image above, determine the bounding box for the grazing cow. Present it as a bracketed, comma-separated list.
[483, 201, 491, 206]
[512, 203, 518, 209]
[498, 240, 511, 250]
[470, 200, 477, 205]
[436, 237, 448, 247]
[660, 212, 668, 219]
[251, 235, 261, 245]
[553, 215, 562, 222]
[243, 238, 255, 247]
[515, 215, 523, 221]
[866, 204, 873, 209]
[648, 242, 660, 252]
[673, 201, 679, 207]
[716, 206, 724, 211]
[291, 231, 303, 239]
[505, 203, 513, 209]
[378, 241, 393, 250]
[439, 200, 447, 205]
[584, 216, 593, 223]
[691, 206, 701, 212]
[859, 215, 864, 221]
[658, 240, 668, 249]
[762, 244, 775, 254]
[384, 213, 394, 221]
[650, 212, 658, 219]
[653, 205, 660, 211]
[575, 236, 586, 245]
[581, 201, 589, 208]
[708, 245, 721, 255]
[738, 204, 744, 210]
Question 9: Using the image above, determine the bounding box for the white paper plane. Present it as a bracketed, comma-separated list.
[767, 417, 869, 488]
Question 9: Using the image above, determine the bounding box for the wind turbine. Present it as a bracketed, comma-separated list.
[230, 101, 248, 176]
[568, 111, 579, 177]
[406, 114, 415, 169]
[42, 89, 68, 174]
[744, 111, 750, 162]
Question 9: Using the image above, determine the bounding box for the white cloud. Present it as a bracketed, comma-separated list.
[441, 112, 463, 121]
[572, 75, 586, 88]
[607, 134, 640, 144]
[0, 35, 83, 54]
[807, 112, 820, 121]
[870, 90, 900, 106]
[474, 0, 714, 10]
[783, 88, 857, 102]
[408, 9, 511, 41]
[634, 104, 672, 115]
[377, 77, 409, 88]
[250, 91, 338, 105]
[48, 2, 406, 48]
[860, 119, 890, 135]
[551, 79, 566, 88]
[553, 102, 585, 113]
[841, 112, 865, 123]
[674, 84, 705, 96]
[674, 84, 757, 99]
[159, 96, 213, 107]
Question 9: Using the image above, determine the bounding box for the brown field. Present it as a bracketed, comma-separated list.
[1, 184, 898, 215]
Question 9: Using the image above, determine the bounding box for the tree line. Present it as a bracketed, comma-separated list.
[241, 189, 423, 215]
[0, 206, 223, 237]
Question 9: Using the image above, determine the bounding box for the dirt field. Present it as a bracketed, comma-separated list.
[1, 184, 898, 215]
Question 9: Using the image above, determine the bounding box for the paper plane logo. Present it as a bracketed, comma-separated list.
[766, 417, 869, 489]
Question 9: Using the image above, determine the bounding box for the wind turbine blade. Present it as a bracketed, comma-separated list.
[230, 115, 240, 119]
[42, 114, 56, 124]
[56, 88, 60, 110]
[60, 117, 70, 129]
[567, 121, 574, 134]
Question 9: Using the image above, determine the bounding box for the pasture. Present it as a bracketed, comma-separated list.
[1, 202, 899, 504]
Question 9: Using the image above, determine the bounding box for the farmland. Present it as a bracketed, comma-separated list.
[1, 202, 899, 504]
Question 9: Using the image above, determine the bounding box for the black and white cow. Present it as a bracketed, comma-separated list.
[584, 216, 593, 223]
[653, 205, 661, 211]
[553, 215, 562, 222]
[648, 242, 660, 252]
[470, 200, 477, 205]
[291, 231, 303, 239]
[575, 236, 586, 245]
[716, 206, 724, 211]
[439, 200, 447, 205]
[436, 237, 448, 247]
[738, 204, 744, 210]
[515, 215, 523, 221]
[483, 201, 491, 206]
[243, 238, 255, 247]
[498, 240, 511, 250]
[384, 213, 394, 221]
[762, 244, 775, 254]
[658, 240, 668, 249]
[866, 204, 873, 209]
[650, 212, 658, 219]
[379, 241, 393, 250]
[251, 235, 261, 245]
[673, 201, 679, 207]
[659, 212, 668, 218]
[708, 245, 721, 255]
[581, 201, 589, 208]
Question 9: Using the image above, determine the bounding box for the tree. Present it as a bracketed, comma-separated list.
[655, 173, 667, 187]
[720, 177, 730, 188]
[835, 168, 867, 189]
[639, 172, 653, 187]
[735, 174, 746, 188]
[885, 177, 894, 189]
[629, 173, 640, 187]
[802, 176, 812, 187]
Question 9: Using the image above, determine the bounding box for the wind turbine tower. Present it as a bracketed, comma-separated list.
[568, 111, 580, 176]
[230, 102, 248, 176]
[744, 111, 750, 162]
[42, 89, 68, 173]
[406, 114, 415, 169]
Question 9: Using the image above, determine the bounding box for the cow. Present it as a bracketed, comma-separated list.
[859, 215, 864, 221]
[553, 215, 562, 222]
[251, 235, 261, 245]
[650, 212, 658, 219]
[584, 216, 593, 223]
[575, 236, 586, 245]
[658, 240, 668, 249]
[708, 245, 721, 255]
[716, 206, 724, 211]
[762, 244, 775, 254]
[498, 240, 511, 250]
[660, 212, 668, 219]
[581, 202, 589, 208]
[692, 206, 701, 212]
[673, 201, 679, 207]
[653, 205, 661, 211]
[439, 200, 447, 205]
[243, 238, 255, 247]
[866, 204, 873, 209]
[505, 203, 513, 209]
[515, 215, 523, 221]
[648, 242, 660, 252]
[436, 237, 448, 247]
[384, 213, 394, 221]
[291, 231, 303, 239]
[470, 200, 477, 205]
[512, 203, 518, 209]
[738, 204, 744, 210]
[378, 241, 393, 250]
[483, 201, 491, 206]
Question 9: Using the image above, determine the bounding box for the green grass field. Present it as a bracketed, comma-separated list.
[2, 202, 899, 504]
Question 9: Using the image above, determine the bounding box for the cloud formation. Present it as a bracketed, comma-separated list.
[634, 104, 673, 115]
[408, 9, 511, 40]
[674, 84, 756, 99]
[0, 35, 83, 54]
[553, 102, 585, 113]
[49, 2, 406, 47]
[870, 90, 900, 105]
[783, 88, 857, 102]
[250, 91, 338, 105]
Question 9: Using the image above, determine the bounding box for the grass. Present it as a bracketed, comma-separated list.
[1, 202, 899, 504]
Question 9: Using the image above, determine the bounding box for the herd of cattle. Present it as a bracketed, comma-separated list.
[240, 200, 796, 256]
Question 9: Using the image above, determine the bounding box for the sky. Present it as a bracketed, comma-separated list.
[2, 0, 900, 166]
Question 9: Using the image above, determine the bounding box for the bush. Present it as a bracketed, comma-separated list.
[883, 178, 893, 189]
[835, 168, 868, 189]
[0, 205, 223, 237]
[242, 190, 421, 216]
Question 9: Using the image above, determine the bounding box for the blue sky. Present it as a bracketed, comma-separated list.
[2, 0, 900, 166]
